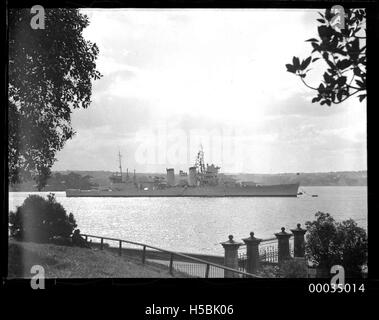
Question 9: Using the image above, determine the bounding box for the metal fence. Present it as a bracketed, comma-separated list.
[259, 240, 279, 263]
[149, 259, 224, 278]
[237, 236, 295, 272]
[81, 233, 261, 278]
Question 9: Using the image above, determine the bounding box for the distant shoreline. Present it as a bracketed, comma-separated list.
[8, 170, 367, 192]
[9, 185, 367, 192]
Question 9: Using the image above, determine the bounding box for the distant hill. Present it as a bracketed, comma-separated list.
[56, 170, 367, 187]
[232, 171, 367, 186]
[9, 170, 367, 191]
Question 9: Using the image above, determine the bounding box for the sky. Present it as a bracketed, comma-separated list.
[52, 9, 367, 174]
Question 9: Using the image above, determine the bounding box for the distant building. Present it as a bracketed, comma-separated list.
[179, 170, 188, 176]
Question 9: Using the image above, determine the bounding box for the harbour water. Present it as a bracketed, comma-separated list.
[8, 186, 367, 256]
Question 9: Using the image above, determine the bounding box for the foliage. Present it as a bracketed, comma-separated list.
[286, 8, 366, 105]
[335, 218, 368, 276]
[305, 212, 367, 277]
[9, 194, 77, 243]
[8, 9, 102, 189]
[278, 258, 308, 278]
[256, 264, 279, 278]
[47, 172, 99, 190]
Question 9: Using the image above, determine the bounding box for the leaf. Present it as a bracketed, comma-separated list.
[323, 53, 335, 69]
[337, 76, 347, 86]
[312, 96, 321, 103]
[318, 25, 334, 40]
[358, 94, 366, 102]
[311, 42, 320, 53]
[318, 25, 327, 38]
[323, 72, 333, 83]
[317, 19, 325, 23]
[312, 57, 320, 63]
[306, 38, 319, 42]
[337, 90, 343, 102]
[292, 56, 300, 68]
[329, 36, 339, 52]
[353, 67, 362, 76]
[285, 64, 296, 73]
[325, 9, 333, 21]
[349, 38, 360, 61]
[300, 56, 312, 70]
[337, 59, 353, 71]
[356, 79, 365, 89]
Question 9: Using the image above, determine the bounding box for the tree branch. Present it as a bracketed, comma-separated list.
[333, 89, 362, 104]
[299, 76, 318, 91]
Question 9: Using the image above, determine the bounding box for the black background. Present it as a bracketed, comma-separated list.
[1, 0, 378, 312]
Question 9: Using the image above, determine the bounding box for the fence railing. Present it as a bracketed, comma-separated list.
[258, 236, 294, 264]
[80, 233, 261, 278]
[237, 233, 296, 273]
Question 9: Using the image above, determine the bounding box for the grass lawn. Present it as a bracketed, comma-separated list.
[8, 239, 188, 278]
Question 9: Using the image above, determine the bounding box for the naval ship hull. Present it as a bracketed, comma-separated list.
[66, 183, 299, 198]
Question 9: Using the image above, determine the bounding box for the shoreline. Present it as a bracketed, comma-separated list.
[8, 185, 368, 193]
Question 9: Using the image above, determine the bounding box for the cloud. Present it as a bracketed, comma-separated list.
[72, 96, 151, 130]
[265, 91, 348, 118]
[52, 9, 367, 173]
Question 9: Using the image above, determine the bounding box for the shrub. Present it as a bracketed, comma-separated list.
[9, 193, 77, 243]
[256, 264, 279, 278]
[305, 212, 367, 277]
[278, 258, 308, 278]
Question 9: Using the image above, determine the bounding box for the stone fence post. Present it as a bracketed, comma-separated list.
[275, 227, 291, 263]
[220, 235, 243, 278]
[290, 223, 307, 258]
[242, 232, 262, 274]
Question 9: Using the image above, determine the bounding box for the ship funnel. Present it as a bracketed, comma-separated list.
[166, 168, 175, 187]
[188, 166, 197, 186]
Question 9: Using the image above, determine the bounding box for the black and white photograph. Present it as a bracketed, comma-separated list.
[6, 3, 369, 285]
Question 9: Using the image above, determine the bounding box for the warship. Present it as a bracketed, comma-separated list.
[66, 148, 299, 197]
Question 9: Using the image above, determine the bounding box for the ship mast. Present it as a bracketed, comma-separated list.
[195, 144, 206, 174]
[118, 150, 123, 179]
[195, 144, 206, 185]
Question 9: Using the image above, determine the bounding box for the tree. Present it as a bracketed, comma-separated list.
[285, 8, 366, 106]
[278, 259, 308, 278]
[305, 212, 367, 277]
[9, 193, 77, 243]
[335, 219, 368, 276]
[46, 172, 98, 190]
[62, 172, 97, 189]
[8, 8, 102, 189]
